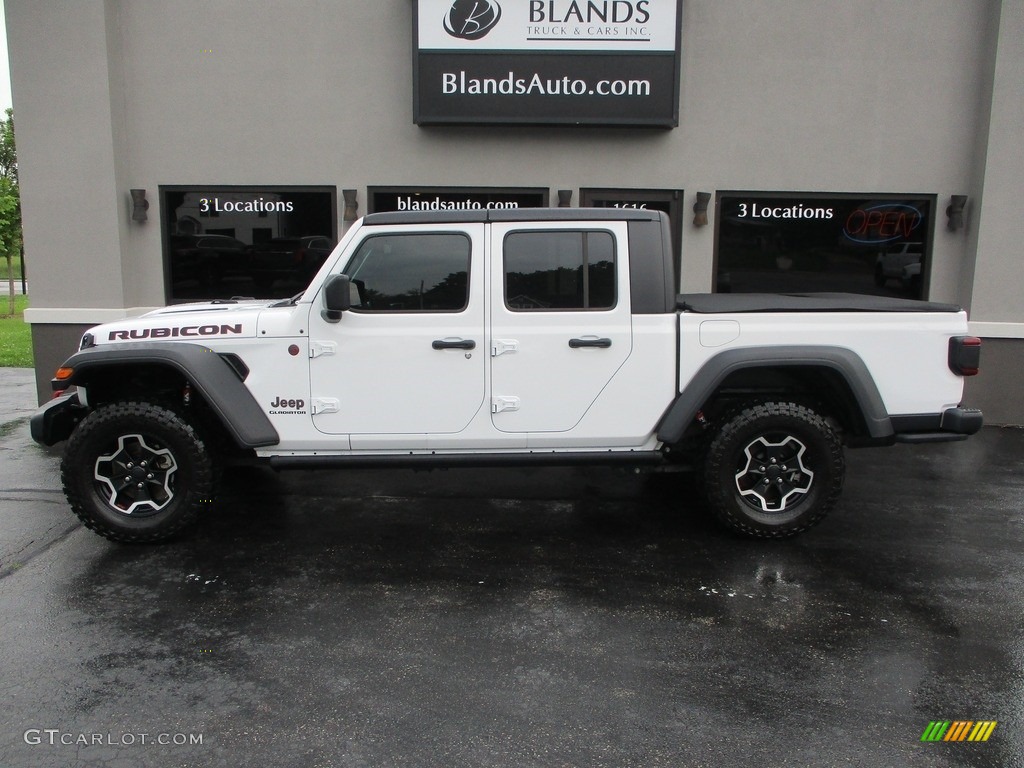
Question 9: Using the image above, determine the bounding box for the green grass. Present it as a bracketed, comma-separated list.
[0, 294, 33, 367]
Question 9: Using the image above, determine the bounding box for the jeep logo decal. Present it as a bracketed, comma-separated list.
[270, 397, 306, 415]
[443, 0, 501, 40]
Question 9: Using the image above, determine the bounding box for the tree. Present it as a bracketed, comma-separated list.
[0, 108, 21, 316]
[0, 108, 17, 184]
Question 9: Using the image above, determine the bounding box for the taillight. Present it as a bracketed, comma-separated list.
[948, 336, 981, 376]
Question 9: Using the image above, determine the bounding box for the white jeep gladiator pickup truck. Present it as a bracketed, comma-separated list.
[32, 208, 983, 542]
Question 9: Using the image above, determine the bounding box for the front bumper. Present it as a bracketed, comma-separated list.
[30, 391, 87, 446]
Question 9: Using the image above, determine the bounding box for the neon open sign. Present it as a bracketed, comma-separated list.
[844, 203, 923, 244]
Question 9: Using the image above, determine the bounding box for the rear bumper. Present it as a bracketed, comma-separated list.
[892, 406, 984, 444]
[30, 391, 87, 446]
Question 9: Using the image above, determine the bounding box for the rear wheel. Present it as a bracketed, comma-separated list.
[61, 401, 215, 543]
[703, 402, 844, 538]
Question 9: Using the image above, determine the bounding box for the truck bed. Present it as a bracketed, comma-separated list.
[677, 293, 962, 314]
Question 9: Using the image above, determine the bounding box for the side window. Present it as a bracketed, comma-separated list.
[504, 230, 616, 311]
[342, 233, 470, 312]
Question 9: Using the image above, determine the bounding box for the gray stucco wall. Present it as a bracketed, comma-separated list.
[966, 0, 1024, 324]
[964, 339, 1024, 427]
[8, 0, 1022, 419]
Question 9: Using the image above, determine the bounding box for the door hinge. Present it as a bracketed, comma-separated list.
[309, 341, 337, 358]
[491, 396, 521, 414]
[311, 397, 340, 415]
[491, 339, 519, 357]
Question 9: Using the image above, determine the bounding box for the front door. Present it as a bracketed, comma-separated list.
[489, 221, 633, 435]
[308, 225, 486, 448]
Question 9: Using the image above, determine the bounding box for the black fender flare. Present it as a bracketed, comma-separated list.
[56, 342, 279, 448]
[656, 345, 894, 444]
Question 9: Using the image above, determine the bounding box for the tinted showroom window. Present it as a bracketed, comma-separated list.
[342, 233, 471, 312]
[162, 187, 336, 302]
[716, 194, 934, 299]
[504, 231, 615, 310]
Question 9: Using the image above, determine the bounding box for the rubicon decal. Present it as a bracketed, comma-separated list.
[444, 0, 502, 40]
[108, 324, 244, 341]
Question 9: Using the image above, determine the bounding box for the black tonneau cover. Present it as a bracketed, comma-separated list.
[677, 293, 962, 314]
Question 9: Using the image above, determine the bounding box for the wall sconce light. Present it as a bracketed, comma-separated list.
[557, 190, 573, 207]
[946, 195, 967, 231]
[342, 189, 359, 224]
[693, 192, 711, 227]
[130, 189, 149, 223]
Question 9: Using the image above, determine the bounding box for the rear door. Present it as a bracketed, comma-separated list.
[489, 220, 632, 434]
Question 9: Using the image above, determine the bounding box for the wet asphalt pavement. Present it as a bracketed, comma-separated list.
[0, 368, 1022, 768]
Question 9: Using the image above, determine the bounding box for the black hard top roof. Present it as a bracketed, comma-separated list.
[362, 207, 665, 226]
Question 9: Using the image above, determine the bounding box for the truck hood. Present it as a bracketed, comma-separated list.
[88, 300, 273, 345]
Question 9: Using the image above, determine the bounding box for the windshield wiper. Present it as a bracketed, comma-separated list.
[268, 291, 305, 308]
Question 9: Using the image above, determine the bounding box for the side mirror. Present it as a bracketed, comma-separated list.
[322, 274, 355, 322]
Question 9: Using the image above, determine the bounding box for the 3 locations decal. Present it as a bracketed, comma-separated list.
[414, 0, 683, 127]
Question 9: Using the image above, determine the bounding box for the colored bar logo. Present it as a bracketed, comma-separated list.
[921, 721, 997, 742]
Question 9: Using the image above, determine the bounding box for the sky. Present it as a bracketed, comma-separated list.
[0, 0, 11, 112]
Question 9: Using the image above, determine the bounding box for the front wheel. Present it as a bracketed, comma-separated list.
[703, 402, 844, 538]
[61, 402, 215, 543]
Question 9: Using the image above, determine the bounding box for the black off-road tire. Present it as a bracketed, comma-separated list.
[61, 402, 215, 543]
[703, 402, 844, 538]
